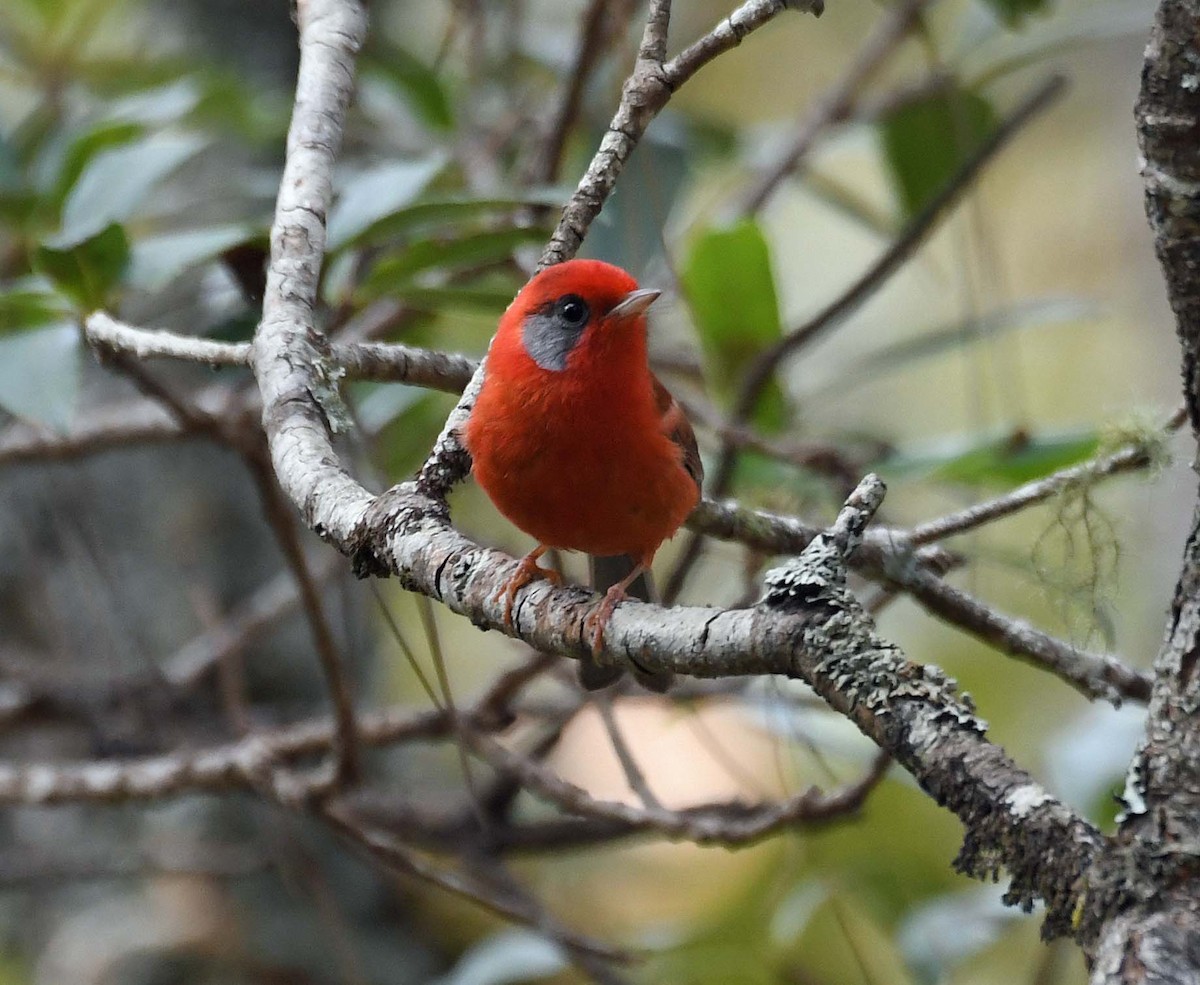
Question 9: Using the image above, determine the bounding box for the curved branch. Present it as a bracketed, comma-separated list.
[237, 0, 1100, 945]
[251, 0, 373, 543]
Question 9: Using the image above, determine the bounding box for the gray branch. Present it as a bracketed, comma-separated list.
[1084, 0, 1200, 975]
[156, 0, 1131, 952]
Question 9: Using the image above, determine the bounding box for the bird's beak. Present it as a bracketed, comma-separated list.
[608, 288, 661, 321]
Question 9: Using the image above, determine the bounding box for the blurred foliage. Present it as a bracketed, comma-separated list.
[881, 86, 998, 218]
[681, 218, 788, 431]
[0, 0, 1172, 983]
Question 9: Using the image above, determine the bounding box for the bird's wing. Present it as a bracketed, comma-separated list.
[652, 374, 704, 492]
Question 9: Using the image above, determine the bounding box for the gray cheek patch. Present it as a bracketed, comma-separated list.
[521, 309, 585, 372]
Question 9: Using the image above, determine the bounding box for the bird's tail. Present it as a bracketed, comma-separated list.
[583, 554, 674, 692]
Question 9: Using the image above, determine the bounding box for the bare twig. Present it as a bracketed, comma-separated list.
[888, 560, 1151, 704]
[739, 0, 932, 214]
[533, 0, 634, 185]
[243, 445, 362, 785]
[666, 74, 1068, 600]
[541, 0, 822, 269]
[87, 312, 476, 392]
[96, 344, 363, 786]
[592, 692, 663, 810]
[744, 75, 1066, 390]
[469, 726, 890, 845]
[319, 800, 633, 976]
[165, 554, 343, 688]
[907, 407, 1185, 546]
[0, 392, 215, 464]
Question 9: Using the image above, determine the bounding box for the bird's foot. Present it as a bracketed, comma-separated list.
[497, 548, 561, 628]
[584, 583, 629, 657]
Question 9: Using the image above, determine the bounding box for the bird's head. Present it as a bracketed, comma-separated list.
[498, 259, 660, 373]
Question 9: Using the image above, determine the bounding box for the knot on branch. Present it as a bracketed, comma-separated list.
[416, 426, 474, 502]
[760, 474, 885, 611]
[620, 58, 673, 122]
[352, 483, 446, 580]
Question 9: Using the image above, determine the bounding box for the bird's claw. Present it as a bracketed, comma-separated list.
[584, 584, 628, 657]
[496, 551, 562, 629]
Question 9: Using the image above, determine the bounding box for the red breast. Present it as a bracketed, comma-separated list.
[464, 259, 701, 563]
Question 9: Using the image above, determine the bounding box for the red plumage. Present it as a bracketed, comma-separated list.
[464, 259, 702, 684]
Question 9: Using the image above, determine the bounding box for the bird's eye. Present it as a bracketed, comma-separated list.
[557, 295, 589, 328]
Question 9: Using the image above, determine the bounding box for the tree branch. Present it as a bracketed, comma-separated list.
[739, 0, 931, 214]
[1084, 0, 1200, 972]
[666, 74, 1067, 599]
[416, 0, 823, 504]
[216, 0, 1104, 948]
[87, 312, 476, 391]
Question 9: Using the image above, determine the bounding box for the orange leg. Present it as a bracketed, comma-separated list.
[496, 546, 562, 628]
[583, 561, 647, 656]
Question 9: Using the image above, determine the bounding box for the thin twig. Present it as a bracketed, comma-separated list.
[665, 74, 1068, 601]
[86, 312, 476, 392]
[746, 75, 1066, 393]
[166, 552, 343, 687]
[907, 407, 1185, 546]
[469, 728, 890, 845]
[95, 350, 362, 785]
[243, 444, 362, 785]
[540, 0, 822, 269]
[533, 0, 632, 185]
[592, 692, 662, 810]
[739, 0, 932, 214]
[890, 559, 1151, 703]
[319, 800, 633, 975]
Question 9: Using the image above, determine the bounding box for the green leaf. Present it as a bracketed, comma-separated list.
[880, 87, 998, 218]
[326, 157, 447, 253]
[103, 78, 202, 125]
[59, 131, 206, 241]
[680, 218, 788, 430]
[52, 120, 143, 204]
[882, 428, 1101, 487]
[0, 321, 81, 430]
[33, 222, 129, 308]
[128, 224, 256, 291]
[0, 131, 21, 194]
[358, 225, 550, 299]
[362, 47, 454, 131]
[0, 288, 70, 334]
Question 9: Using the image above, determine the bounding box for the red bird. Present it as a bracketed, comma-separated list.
[464, 259, 703, 689]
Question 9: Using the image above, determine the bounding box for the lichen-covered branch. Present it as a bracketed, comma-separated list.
[338, 476, 1099, 935]
[1083, 0, 1200, 975]
[204, 0, 1112, 951]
